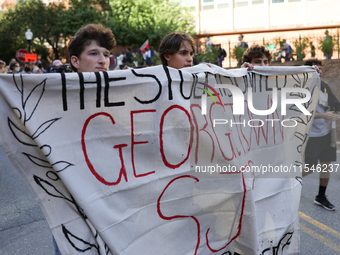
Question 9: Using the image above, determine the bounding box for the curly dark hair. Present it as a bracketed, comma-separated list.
[159, 32, 196, 66]
[68, 24, 116, 71]
[242, 45, 272, 64]
[304, 58, 322, 66]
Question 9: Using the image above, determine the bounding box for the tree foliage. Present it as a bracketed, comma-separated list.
[293, 36, 309, 61]
[0, 0, 66, 62]
[108, 0, 195, 48]
[196, 45, 219, 65]
[0, 0, 195, 63]
[231, 46, 246, 67]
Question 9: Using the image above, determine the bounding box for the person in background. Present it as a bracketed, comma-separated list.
[7, 61, 19, 74]
[206, 36, 213, 47]
[145, 46, 155, 66]
[0, 60, 7, 73]
[217, 44, 227, 67]
[282, 39, 293, 62]
[134, 49, 145, 67]
[36, 60, 46, 73]
[303, 58, 340, 211]
[18, 62, 25, 74]
[159, 32, 196, 69]
[22, 64, 31, 74]
[33, 66, 42, 74]
[124, 47, 133, 67]
[237, 34, 248, 50]
[116, 50, 124, 70]
[109, 54, 115, 70]
[51, 59, 63, 73]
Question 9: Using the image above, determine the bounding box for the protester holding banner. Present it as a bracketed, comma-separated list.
[159, 32, 196, 69]
[50, 23, 118, 255]
[303, 58, 340, 211]
[240, 44, 272, 69]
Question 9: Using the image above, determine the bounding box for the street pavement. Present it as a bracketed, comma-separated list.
[1, 145, 340, 255]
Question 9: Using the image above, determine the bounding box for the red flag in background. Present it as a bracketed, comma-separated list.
[140, 39, 149, 53]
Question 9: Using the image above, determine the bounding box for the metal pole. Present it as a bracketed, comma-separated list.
[28, 40, 31, 53]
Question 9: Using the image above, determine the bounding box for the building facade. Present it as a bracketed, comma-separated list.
[183, 0, 340, 67]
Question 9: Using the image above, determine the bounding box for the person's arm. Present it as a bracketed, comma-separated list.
[314, 111, 340, 121]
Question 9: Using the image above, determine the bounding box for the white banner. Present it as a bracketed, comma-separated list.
[0, 64, 319, 255]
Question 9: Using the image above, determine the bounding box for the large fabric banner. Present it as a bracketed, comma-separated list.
[0, 64, 319, 255]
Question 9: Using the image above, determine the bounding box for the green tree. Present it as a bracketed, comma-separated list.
[231, 46, 246, 67]
[196, 45, 219, 65]
[0, 0, 108, 62]
[293, 36, 309, 61]
[62, 0, 109, 37]
[108, 0, 195, 48]
[0, 0, 195, 63]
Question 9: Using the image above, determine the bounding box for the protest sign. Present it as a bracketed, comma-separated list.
[0, 65, 319, 254]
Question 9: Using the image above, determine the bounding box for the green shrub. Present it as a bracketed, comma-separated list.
[231, 46, 246, 67]
[293, 36, 309, 61]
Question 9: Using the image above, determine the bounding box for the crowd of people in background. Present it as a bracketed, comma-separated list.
[0, 58, 49, 74]
[111, 46, 157, 70]
[0, 45, 160, 75]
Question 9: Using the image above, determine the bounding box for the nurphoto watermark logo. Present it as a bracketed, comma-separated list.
[198, 82, 311, 128]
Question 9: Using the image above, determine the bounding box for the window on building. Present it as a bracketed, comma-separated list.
[201, 0, 231, 11]
[217, 3, 229, 9]
[272, 0, 284, 3]
[234, 0, 264, 7]
[288, 0, 300, 2]
[252, 0, 264, 4]
[235, 0, 248, 7]
[202, 4, 214, 10]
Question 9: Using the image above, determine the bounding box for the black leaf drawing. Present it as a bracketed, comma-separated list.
[12, 74, 23, 94]
[23, 78, 47, 124]
[34, 175, 74, 202]
[52, 161, 74, 172]
[8, 118, 36, 147]
[62, 225, 99, 253]
[290, 112, 313, 125]
[294, 132, 308, 153]
[32, 118, 61, 139]
[23, 152, 52, 168]
[290, 116, 306, 125]
[23, 152, 73, 172]
[294, 132, 308, 143]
